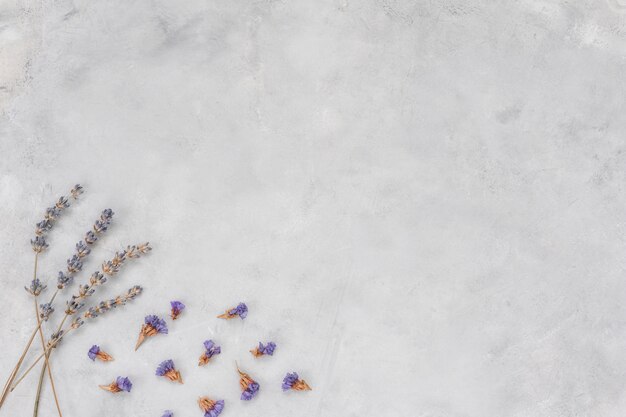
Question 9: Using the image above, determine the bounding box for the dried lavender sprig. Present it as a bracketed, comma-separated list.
[65, 243, 151, 316]
[30, 184, 83, 251]
[10, 286, 144, 391]
[57, 209, 115, 290]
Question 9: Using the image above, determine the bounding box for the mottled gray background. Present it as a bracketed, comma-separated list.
[1, 0, 626, 416]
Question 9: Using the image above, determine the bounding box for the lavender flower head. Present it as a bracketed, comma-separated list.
[156, 359, 183, 383]
[39, 303, 54, 321]
[252, 341, 276, 357]
[282, 372, 312, 391]
[198, 340, 221, 366]
[135, 314, 167, 351]
[56, 208, 115, 290]
[237, 367, 259, 401]
[162, 411, 173, 417]
[217, 302, 247, 320]
[198, 397, 225, 417]
[88, 345, 113, 362]
[25, 278, 46, 296]
[170, 300, 185, 320]
[31, 184, 83, 252]
[31, 236, 48, 253]
[99, 376, 132, 393]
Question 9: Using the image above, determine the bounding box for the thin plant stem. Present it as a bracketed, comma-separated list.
[0, 253, 40, 409]
[11, 327, 75, 391]
[33, 299, 63, 417]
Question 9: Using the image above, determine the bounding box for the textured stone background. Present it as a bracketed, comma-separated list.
[1, 1, 626, 416]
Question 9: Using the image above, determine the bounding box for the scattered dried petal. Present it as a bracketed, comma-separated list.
[198, 340, 221, 366]
[198, 396, 225, 417]
[217, 302, 247, 320]
[156, 359, 183, 384]
[237, 366, 259, 400]
[135, 315, 168, 350]
[88, 345, 114, 362]
[99, 376, 132, 393]
[170, 300, 185, 320]
[282, 372, 312, 391]
[251, 341, 276, 357]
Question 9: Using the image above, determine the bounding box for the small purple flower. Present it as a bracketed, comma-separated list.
[170, 300, 185, 320]
[155, 359, 175, 376]
[99, 376, 132, 393]
[237, 367, 259, 400]
[88, 345, 100, 361]
[136, 315, 168, 350]
[217, 302, 247, 320]
[241, 382, 260, 400]
[117, 376, 132, 392]
[199, 340, 221, 366]
[162, 411, 173, 417]
[198, 397, 224, 417]
[252, 341, 276, 357]
[282, 372, 312, 391]
[146, 315, 168, 334]
[156, 359, 183, 383]
[87, 344, 115, 362]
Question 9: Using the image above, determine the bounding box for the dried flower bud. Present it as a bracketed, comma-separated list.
[135, 315, 168, 350]
[156, 359, 183, 384]
[35, 220, 52, 236]
[99, 376, 132, 393]
[31, 236, 49, 253]
[170, 301, 185, 320]
[198, 340, 221, 366]
[282, 372, 311, 391]
[70, 184, 84, 199]
[39, 303, 54, 321]
[75, 241, 91, 258]
[25, 278, 46, 296]
[88, 345, 114, 362]
[251, 341, 276, 357]
[237, 366, 259, 401]
[65, 298, 84, 315]
[84, 231, 98, 245]
[217, 302, 247, 320]
[198, 396, 225, 417]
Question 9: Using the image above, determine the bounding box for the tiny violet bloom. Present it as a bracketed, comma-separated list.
[170, 300, 185, 320]
[135, 315, 168, 350]
[198, 396, 225, 417]
[161, 411, 173, 417]
[237, 366, 259, 401]
[198, 340, 221, 366]
[25, 278, 46, 296]
[99, 376, 132, 393]
[88, 345, 114, 362]
[282, 372, 312, 391]
[251, 341, 276, 357]
[217, 302, 247, 320]
[156, 359, 183, 384]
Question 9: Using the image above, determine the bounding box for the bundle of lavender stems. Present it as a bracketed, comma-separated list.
[0, 184, 152, 417]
